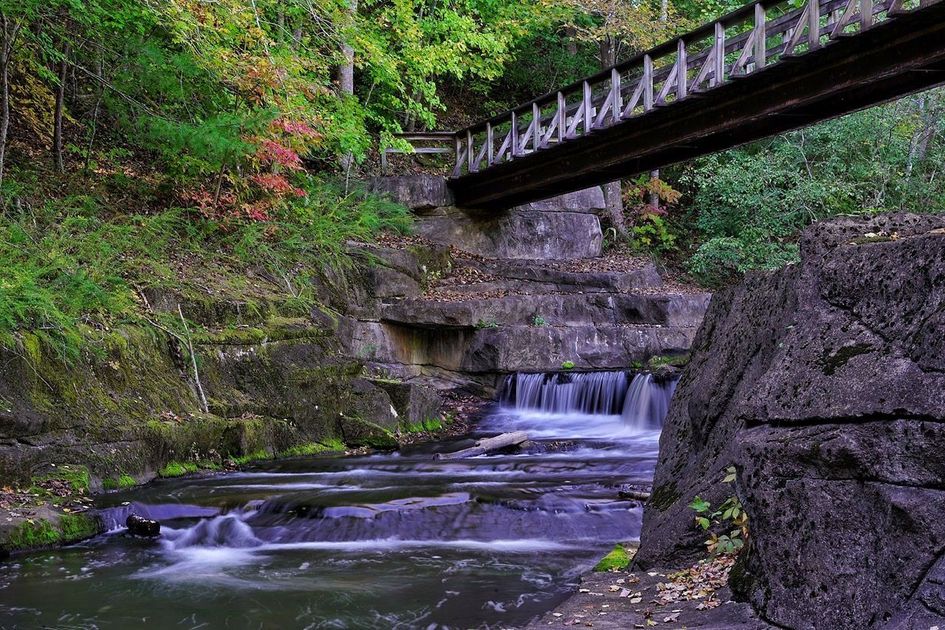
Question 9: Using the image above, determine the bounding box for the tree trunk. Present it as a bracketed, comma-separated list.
[0, 15, 20, 189]
[649, 0, 668, 209]
[338, 0, 357, 97]
[598, 37, 627, 237]
[338, 0, 357, 173]
[53, 42, 70, 174]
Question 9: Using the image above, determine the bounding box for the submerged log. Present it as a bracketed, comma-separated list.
[435, 431, 528, 460]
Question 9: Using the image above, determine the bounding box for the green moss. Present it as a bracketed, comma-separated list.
[103, 474, 137, 490]
[647, 354, 690, 369]
[820, 343, 873, 376]
[650, 482, 681, 512]
[561, 361, 575, 370]
[158, 461, 199, 477]
[405, 417, 444, 433]
[58, 514, 101, 541]
[231, 449, 270, 465]
[5, 513, 101, 551]
[31, 464, 91, 494]
[594, 544, 632, 572]
[7, 519, 59, 550]
[278, 438, 345, 458]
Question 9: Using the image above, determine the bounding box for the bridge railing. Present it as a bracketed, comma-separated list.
[451, 0, 933, 178]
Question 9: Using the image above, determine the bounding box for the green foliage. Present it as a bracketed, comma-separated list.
[689, 466, 749, 556]
[631, 213, 676, 254]
[561, 360, 575, 370]
[0, 175, 410, 358]
[531, 315, 547, 327]
[680, 92, 945, 284]
[594, 544, 632, 572]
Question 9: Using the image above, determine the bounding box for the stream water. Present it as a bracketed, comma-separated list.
[0, 371, 676, 629]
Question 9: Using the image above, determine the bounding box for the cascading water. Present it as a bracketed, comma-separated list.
[497, 370, 678, 438]
[0, 369, 679, 629]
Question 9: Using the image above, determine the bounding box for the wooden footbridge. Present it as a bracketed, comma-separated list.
[436, 0, 945, 209]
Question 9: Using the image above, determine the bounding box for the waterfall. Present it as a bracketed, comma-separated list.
[500, 371, 677, 430]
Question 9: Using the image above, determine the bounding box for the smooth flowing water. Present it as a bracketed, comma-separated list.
[0, 371, 676, 629]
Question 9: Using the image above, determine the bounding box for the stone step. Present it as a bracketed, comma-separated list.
[434, 259, 663, 296]
[380, 292, 710, 329]
[342, 319, 700, 378]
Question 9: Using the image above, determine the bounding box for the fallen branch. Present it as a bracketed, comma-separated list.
[619, 490, 652, 501]
[435, 431, 528, 460]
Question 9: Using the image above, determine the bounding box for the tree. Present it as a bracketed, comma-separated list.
[550, 0, 686, 236]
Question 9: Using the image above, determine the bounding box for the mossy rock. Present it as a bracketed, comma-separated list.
[594, 544, 633, 572]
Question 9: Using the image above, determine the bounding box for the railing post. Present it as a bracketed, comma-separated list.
[583, 81, 593, 135]
[861, 0, 873, 28]
[754, 4, 766, 70]
[465, 130, 474, 172]
[713, 23, 725, 86]
[533, 103, 541, 152]
[677, 39, 688, 100]
[486, 123, 494, 166]
[511, 111, 519, 159]
[611, 68, 622, 124]
[643, 55, 654, 111]
[557, 92, 566, 143]
[453, 134, 463, 176]
[809, 0, 821, 49]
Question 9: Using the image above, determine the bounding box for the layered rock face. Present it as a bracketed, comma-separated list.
[637, 214, 945, 629]
[354, 176, 710, 392]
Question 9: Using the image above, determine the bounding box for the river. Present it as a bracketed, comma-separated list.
[0, 371, 674, 629]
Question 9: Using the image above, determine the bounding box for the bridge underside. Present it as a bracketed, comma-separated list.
[449, 4, 945, 210]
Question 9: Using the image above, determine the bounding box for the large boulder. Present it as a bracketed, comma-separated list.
[637, 213, 945, 629]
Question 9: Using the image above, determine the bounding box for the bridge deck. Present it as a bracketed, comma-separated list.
[447, 0, 945, 210]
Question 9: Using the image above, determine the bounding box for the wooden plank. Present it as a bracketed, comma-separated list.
[583, 80, 593, 135]
[755, 3, 767, 69]
[533, 103, 541, 151]
[830, 0, 860, 37]
[466, 130, 474, 173]
[656, 62, 679, 103]
[677, 40, 688, 99]
[434, 432, 529, 460]
[731, 28, 757, 75]
[566, 101, 585, 137]
[644, 55, 654, 111]
[612, 68, 623, 124]
[557, 92, 566, 143]
[486, 123, 494, 166]
[622, 77, 645, 118]
[810, 0, 822, 49]
[861, 0, 874, 27]
[713, 23, 726, 86]
[472, 135, 488, 172]
[511, 111, 519, 158]
[784, 3, 810, 55]
[495, 128, 512, 163]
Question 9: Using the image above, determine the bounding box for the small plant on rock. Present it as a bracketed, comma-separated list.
[689, 466, 749, 556]
[532, 315, 546, 327]
[561, 360, 575, 370]
[475, 317, 499, 329]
